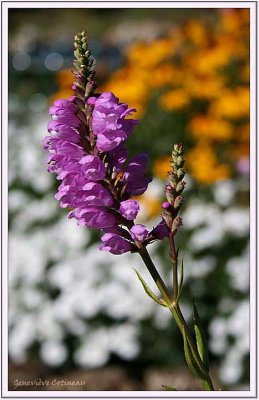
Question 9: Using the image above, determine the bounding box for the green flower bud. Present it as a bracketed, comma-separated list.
[176, 181, 186, 193]
[176, 156, 184, 167]
[166, 190, 175, 203]
[162, 211, 173, 228]
[171, 216, 183, 233]
[177, 168, 185, 179]
[73, 30, 96, 100]
[174, 195, 184, 209]
[168, 172, 178, 187]
[173, 143, 183, 155]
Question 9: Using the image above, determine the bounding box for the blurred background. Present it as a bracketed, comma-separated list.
[8, 8, 250, 391]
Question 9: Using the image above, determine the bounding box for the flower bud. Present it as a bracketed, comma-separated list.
[165, 187, 175, 203]
[171, 216, 183, 233]
[162, 201, 170, 209]
[177, 168, 185, 179]
[173, 143, 183, 155]
[174, 195, 184, 209]
[176, 156, 184, 167]
[168, 172, 178, 188]
[176, 180, 186, 193]
[162, 211, 172, 228]
[130, 224, 149, 243]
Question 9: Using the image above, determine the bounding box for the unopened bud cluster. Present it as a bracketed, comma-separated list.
[73, 31, 96, 100]
[162, 144, 185, 233]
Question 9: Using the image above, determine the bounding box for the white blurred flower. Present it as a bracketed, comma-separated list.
[36, 305, 64, 341]
[9, 191, 31, 213]
[222, 208, 249, 237]
[9, 233, 46, 285]
[9, 315, 37, 363]
[213, 180, 236, 207]
[74, 328, 111, 368]
[210, 301, 249, 384]
[209, 317, 228, 355]
[184, 202, 221, 230]
[219, 347, 243, 384]
[184, 256, 216, 279]
[40, 341, 68, 366]
[226, 246, 249, 292]
[109, 324, 139, 359]
[74, 324, 139, 368]
[190, 223, 223, 250]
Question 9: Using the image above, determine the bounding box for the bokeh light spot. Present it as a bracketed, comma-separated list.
[28, 93, 47, 113]
[12, 52, 31, 71]
[9, 93, 20, 112]
[44, 52, 64, 71]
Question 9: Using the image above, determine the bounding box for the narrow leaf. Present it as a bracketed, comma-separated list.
[133, 269, 167, 307]
[182, 326, 207, 379]
[193, 301, 209, 372]
[162, 385, 177, 391]
[176, 246, 180, 258]
[176, 257, 184, 302]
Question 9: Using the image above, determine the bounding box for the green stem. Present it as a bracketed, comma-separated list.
[138, 246, 214, 391]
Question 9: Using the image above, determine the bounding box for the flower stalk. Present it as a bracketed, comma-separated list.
[137, 144, 215, 390]
[138, 246, 214, 391]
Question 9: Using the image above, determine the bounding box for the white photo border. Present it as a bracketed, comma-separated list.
[1, 1, 257, 399]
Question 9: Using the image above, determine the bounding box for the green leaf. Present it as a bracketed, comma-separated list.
[162, 385, 177, 391]
[193, 301, 209, 373]
[133, 269, 167, 307]
[176, 246, 180, 258]
[182, 326, 207, 379]
[176, 257, 184, 302]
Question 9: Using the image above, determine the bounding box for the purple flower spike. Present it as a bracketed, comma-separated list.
[79, 155, 106, 181]
[43, 32, 163, 252]
[119, 200, 140, 220]
[92, 92, 138, 152]
[99, 233, 133, 255]
[130, 224, 149, 242]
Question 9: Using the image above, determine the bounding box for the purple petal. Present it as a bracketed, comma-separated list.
[99, 232, 133, 255]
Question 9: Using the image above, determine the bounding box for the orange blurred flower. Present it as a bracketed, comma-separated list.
[153, 156, 171, 180]
[56, 68, 74, 88]
[186, 143, 230, 184]
[210, 87, 249, 119]
[126, 37, 175, 68]
[134, 194, 162, 220]
[184, 20, 208, 46]
[189, 115, 233, 141]
[159, 89, 190, 111]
